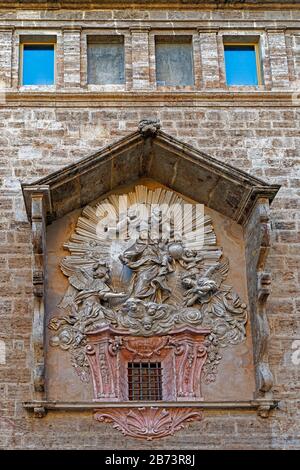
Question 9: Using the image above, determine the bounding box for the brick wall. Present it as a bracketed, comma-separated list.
[0, 6, 299, 449]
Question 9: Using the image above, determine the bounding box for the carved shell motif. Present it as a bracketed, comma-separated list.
[94, 407, 203, 440]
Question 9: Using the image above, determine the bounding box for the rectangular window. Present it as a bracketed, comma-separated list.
[22, 43, 55, 86]
[155, 36, 194, 86]
[128, 362, 162, 401]
[224, 43, 262, 86]
[87, 36, 125, 85]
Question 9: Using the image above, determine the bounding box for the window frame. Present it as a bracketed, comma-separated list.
[86, 34, 125, 87]
[223, 40, 263, 87]
[154, 34, 195, 88]
[20, 40, 57, 86]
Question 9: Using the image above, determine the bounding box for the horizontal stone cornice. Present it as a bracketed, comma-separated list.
[0, 1, 298, 9]
[0, 90, 299, 107]
[23, 399, 279, 420]
[0, 22, 300, 29]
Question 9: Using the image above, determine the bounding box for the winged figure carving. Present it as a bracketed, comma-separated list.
[59, 257, 126, 310]
[182, 259, 229, 307]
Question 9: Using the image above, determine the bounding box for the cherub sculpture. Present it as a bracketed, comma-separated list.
[178, 249, 204, 275]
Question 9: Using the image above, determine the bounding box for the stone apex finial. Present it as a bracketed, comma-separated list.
[138, 119, 161, 138]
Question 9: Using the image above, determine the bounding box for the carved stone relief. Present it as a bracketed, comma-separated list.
[49, 185, 248, 383]
[48, 184, 249, 438]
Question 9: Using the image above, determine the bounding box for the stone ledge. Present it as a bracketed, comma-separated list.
[23, 399, 279, 409]
[23, 399, 279, 419]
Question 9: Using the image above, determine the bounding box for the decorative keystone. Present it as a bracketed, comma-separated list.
[138, 119, 161, 138]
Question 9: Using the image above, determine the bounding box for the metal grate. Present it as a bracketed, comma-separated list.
[128, 362, 162, 401]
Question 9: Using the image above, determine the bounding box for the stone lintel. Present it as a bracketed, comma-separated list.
[265, 26, 288, 33]
[0, 26, 15, 32]
[197, 27, 220, 34]
[129, 26, 151, 33]
[61, 26, 83, 32]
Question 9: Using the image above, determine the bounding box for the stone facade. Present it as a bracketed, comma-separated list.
[0, 1, 300, 449]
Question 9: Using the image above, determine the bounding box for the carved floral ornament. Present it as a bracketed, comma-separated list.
[48, 184, 249, 439]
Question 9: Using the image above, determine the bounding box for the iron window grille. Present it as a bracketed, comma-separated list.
[128, 362, 162, 401]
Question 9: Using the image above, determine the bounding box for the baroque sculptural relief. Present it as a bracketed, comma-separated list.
[48, 184, 248, 438]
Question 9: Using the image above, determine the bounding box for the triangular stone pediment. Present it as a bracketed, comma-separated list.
[22, 119, 279, 225]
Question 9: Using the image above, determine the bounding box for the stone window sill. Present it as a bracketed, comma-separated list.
[6, 87, 287, 96]
[87, 84, 126, 92]
[225, 84, 267, 92]
[156, 84, 196, 91]
[18, 85, 57, 92]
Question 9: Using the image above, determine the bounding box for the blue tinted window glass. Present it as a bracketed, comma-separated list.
[224, 45, 258, 86]
[23, 44, 54, 85]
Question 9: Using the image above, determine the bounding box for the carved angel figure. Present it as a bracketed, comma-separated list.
[181, 258, 247, 360]
[182, 259, 229, 307]
[178, 249, 204, 276]
[59, 258, 126, 310]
